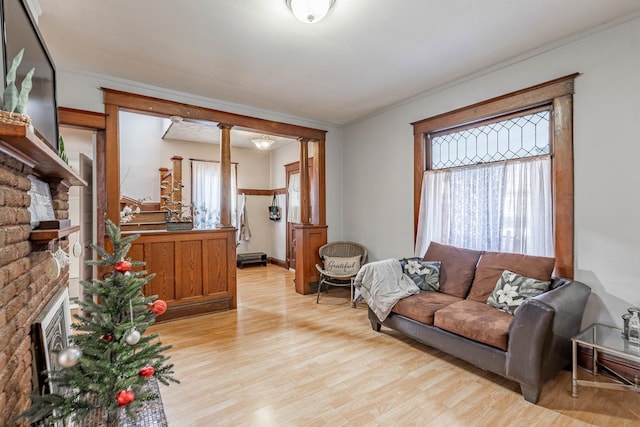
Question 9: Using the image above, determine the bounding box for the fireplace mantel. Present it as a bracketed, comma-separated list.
[0, 123, 86, 186]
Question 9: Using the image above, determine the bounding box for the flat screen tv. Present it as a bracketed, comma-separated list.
[0, 0, 58, 151]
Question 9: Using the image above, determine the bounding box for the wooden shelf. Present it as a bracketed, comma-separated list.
[0, 123, 86, 186]
[30, 225, 80, 241]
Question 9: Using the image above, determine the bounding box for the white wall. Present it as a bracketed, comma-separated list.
[342, 16, 640, 328]
[56, 69, 344, 246]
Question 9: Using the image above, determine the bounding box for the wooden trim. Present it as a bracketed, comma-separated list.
[105, 103, 121, 225]
[0, 124, 86, 186]
[411, 73, 579, 134]
[30, 225, 80, 241]
[299, 138, 310, 225]
[553, 95, 575, 278]
[413, 132, 425, 238]
[102, 88, 327, 141]
[95, 129, 107, 248]
[412, 75, 577, 278]
[58, 107, 106, 130]
[268, 257, 288, 269]
[313, 140, 326, 226]
[237, 188, 284, 196]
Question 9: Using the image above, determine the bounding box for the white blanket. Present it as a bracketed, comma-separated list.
[354, 259, 420, 322]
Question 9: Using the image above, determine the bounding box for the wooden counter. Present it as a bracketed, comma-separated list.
[124, 228, 237, 321]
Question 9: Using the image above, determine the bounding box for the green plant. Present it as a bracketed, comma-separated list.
[58, 134, 69, 163]
[0, 48, 35, 114]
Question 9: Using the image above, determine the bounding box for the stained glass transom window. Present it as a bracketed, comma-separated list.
[430, 110, 550, 170]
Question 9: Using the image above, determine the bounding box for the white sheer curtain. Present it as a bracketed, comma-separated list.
[287, 173, 301, 223]
[192, 161, 237, 229]
[415, 156, 553, 257]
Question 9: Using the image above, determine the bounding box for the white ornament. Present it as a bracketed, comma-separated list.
[57, 346, 82, 368]
[72, 240, 83, 257]
[44, 251, 60, 281]
[125, 328, 141, 345]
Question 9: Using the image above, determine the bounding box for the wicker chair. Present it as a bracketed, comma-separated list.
[315, 241, 367, 306]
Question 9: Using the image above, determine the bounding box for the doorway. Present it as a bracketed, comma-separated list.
[62, 127, 96, 304]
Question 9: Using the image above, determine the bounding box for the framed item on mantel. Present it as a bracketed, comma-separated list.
[27, 175, 55, 229]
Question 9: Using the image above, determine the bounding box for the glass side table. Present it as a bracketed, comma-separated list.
[572, 323, 640, 397]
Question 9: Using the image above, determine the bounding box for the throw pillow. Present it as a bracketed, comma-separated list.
[487, 270, 551, 315]
[324, 255, 361, 276]
[402, 259, 441, 292]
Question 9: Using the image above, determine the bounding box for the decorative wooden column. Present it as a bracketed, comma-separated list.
[299, 138, 311, 224]
[294, 137, 327, 294]
[217, 124, 233, 228]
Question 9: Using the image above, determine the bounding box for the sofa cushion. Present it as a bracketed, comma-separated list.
[486, 270, 551, 314]
[467, 251, 555, 303]
[402, 259, 441, 291]
[391, 291, 463, 325]
[433, 300, 513, 351]
[423, 242, 483, 298]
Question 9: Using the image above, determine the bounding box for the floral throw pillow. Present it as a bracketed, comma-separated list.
[402, 259, 441, 292]
[487, 270, 551, 315]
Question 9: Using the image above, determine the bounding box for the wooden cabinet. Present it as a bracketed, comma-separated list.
[125, 228, 237, 321]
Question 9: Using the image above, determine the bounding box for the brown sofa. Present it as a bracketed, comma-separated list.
[367, 242, 591, 403]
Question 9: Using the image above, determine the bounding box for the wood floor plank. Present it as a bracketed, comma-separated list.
[149, 265, 640, 426]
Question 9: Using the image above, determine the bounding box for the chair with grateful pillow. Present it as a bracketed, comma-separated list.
[315, 241, 367, 306]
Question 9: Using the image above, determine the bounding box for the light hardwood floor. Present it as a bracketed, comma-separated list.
[149, 265, 640, 426]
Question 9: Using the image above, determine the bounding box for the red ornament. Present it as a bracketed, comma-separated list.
[116, 390, 135, 407]
[101, 333, 113, 343]
[139, 366, 155, 378]
[115, 260, 132, 273]
[150, 299, 167, 315]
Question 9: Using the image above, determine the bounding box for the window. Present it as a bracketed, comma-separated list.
[191, 160, 237, 229]
[412, 74, 577, 277]
[287, 172, 301, 223]
[415, 108, 553, 257]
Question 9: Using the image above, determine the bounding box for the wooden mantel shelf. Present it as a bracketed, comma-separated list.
[30, 225, 80, 241]
[0, 123, 86, 186]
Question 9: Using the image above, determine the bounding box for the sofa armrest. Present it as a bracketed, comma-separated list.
[505, 279, 591, 402]
[505, 298, 554, 401]
[536, 278, 591, 341]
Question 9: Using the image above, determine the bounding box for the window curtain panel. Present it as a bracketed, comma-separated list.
[415, 156, 553, 258]
[192, 161, 237, 229]
[287, 173, 301, 223]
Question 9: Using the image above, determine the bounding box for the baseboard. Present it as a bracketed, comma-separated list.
[268, 257, 288, 269]
[577, 345, 640, 382]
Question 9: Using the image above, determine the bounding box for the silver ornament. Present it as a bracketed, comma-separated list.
[57, 346, 82, 368]
[125, 328, 141, 345]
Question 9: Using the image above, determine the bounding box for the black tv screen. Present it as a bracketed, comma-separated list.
[1, 0, 58, 150]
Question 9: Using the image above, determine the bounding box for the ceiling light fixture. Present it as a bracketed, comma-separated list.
[286, 0, 336, 24]
[252, 135, 276, 150]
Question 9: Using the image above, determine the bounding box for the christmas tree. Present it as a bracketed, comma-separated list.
[22, 220, 178, 426]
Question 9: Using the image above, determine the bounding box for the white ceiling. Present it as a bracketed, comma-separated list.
[37, 0, 640, 126]
[161, 118, 296, 151]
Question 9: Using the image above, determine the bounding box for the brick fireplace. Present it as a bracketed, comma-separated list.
[0, 150, 71, 424]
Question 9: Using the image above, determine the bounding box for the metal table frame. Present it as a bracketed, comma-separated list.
[572, 323, 640, 397]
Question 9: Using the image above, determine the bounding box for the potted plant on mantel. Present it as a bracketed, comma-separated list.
[0, 48, 35, 126]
